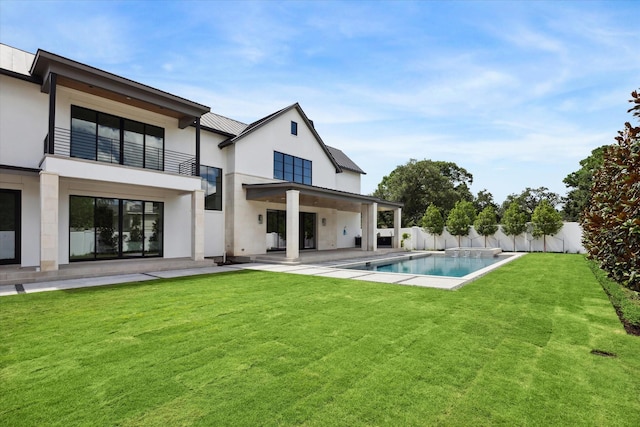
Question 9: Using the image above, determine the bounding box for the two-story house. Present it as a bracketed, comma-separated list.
[0, 44, 402, 280]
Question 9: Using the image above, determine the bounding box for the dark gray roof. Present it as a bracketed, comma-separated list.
[326, 146, 366, 174]
[200, 112, 248, 136]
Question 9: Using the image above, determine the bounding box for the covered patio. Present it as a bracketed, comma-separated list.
[243, 182, 403, 262]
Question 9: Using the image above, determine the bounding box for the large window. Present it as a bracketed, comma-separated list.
[200, 165, 222, 211]
[69, 195, 163, 260]
[273, 151, 312, 185]
[0, 189, 20, 265]
[71, 106, 164, 171]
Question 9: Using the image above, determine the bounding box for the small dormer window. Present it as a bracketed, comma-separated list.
[291, 121, 298, 135]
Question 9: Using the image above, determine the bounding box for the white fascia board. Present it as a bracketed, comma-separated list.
[41, 156, 201, 192]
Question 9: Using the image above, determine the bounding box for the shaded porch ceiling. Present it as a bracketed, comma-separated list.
[243, 182, 403, 213]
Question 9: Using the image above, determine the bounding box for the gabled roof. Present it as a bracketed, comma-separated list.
[216, 103, 365, 174]
[326, 146, 366, 175]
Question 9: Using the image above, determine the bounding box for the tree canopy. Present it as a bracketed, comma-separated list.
[583, 90, 640, 291]
[474, 206, 499, 247]
[531, 200, 564, 252]
[500, 187, 561, 221]
[446, 200, 476, 246]
[562, 146, 606, 221]
[501, 201, 528, 252]
[421, 204, 444, 249]
[373, 159, 473, 227]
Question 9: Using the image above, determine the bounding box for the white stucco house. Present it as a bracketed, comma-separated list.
[0, 43, 402, 276]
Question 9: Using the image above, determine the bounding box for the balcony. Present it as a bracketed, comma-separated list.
[44, 127, 197, 176]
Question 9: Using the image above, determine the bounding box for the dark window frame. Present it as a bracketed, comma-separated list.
[273, 151, 312, 185]
[200, 165, 223, 211]
[71, 105, 165, 171]
[0, 189, 21, 265]
[69, 195, 163, 261]
[291, 121, 298, 135]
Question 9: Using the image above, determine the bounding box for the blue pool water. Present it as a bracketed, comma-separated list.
[347, 255, 504, 277]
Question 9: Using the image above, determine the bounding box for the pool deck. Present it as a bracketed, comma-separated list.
[0, 251, 526, 297]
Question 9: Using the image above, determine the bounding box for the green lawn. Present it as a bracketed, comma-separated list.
[1, 254, 639, 426]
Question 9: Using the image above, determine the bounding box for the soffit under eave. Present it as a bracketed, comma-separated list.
[33, 58, 210, 129]
[244, 185, 402, 212]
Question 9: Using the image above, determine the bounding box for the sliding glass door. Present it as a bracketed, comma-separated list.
[266, 210, 316, 251]
[70, 196, 163, 261]
[0, 189, 20, 265]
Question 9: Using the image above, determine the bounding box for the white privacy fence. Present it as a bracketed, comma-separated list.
[375, 222, 586, 253]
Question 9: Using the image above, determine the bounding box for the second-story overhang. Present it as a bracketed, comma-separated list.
[30, 49, 210, 128]
[40, 155, 202, 193]
[243, 182, 403, 213]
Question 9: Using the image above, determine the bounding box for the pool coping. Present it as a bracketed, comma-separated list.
[237, 251, 527, 290]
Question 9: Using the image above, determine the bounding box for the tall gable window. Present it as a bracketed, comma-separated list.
[291, 121, 298, 135]
[274, 151, 311, 185]
[71, 106, 164, 171]
[200, 165, 222, 210]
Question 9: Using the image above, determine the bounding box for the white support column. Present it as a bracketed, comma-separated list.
[361, 202, 377, 252]
[360, 204, 369, 251]
[286, 189, 300, 261]
[393, 207, 402, 249]
[191, 189, 205, 261]
[369, 203, 378, 252]
[40, 171, 59, 271]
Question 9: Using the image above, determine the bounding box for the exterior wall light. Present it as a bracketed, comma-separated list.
[258, 214, 263, 224]
[322, 218, 326, 226]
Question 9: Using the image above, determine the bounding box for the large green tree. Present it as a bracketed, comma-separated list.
[474, 189, 499, 217]
[583, 90, 640, 291]
[562, 146, 606, 221]
[531, 200, 563, 252]
[421, 204, 444, 249]
[500, 187, 560, 221]
[474, 206, 499, 248]
[501, 201, 528, 252]
[373, 159, 473, 227]
[446, 200, 475, 247]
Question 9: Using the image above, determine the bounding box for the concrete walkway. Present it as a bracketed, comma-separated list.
[0, 252, 526, 297]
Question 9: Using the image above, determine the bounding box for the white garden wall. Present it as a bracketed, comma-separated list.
[376, 222, 585, 253]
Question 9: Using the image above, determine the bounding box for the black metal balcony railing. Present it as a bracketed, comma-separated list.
[44, 127, 197, 176]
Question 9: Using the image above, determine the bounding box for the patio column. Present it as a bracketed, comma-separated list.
[393, 207, 402, 249]
[360, 204, 369, 251]
[192, 189, 205, 261]
[361, 202, 377, 252]
[286, 189, 300, 261]
[40, 171, 59, 271]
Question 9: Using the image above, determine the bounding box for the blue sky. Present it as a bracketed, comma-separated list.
[1, 0, 638, 204]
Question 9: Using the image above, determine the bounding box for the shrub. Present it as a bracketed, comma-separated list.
[582, 90, 640, 291]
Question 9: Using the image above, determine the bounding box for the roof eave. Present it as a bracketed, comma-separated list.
[30, 49, 210, 128]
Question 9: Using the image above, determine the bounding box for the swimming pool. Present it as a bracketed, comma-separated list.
[345, 254, 506, 277]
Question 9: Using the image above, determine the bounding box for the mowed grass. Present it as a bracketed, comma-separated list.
[1, 254, 639, 426]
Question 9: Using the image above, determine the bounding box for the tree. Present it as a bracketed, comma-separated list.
[583, 90, 640, 291]
[501, 187, 561, 221]
[531, 200, 563, 252]
[474, 189, 498, 216]
[474, 206, 499, 247]
[373, 159, 473, 227]
[446, 200, 475, 247]
[501, 202, 528, 252]
[421, 204, 444, 249]
[562, 146, 606, 221]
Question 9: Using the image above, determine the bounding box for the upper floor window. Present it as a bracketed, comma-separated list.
[291, 121, 298, 135]
[71, 105, 164, 171]
[274, 151, 311, 185]
[200, 165, 222, 210]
